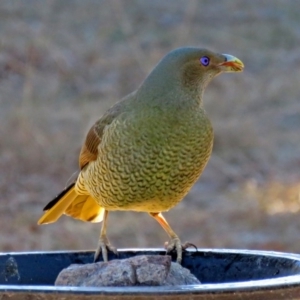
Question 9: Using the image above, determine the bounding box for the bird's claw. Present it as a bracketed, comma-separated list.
[182, 242, 198, 251]
[164, 239, 198, 263]
[94, 236, 118, 262]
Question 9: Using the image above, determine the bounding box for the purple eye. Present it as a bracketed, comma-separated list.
[200, 56, 210, 66]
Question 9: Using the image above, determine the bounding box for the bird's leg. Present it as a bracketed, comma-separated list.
[94, 210, 118, 262]
[150, 212, 190, 264]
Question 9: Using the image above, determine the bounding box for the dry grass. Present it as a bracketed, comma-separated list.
[1, 0, 300, 254]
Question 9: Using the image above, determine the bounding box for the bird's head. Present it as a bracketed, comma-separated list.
[138, 47, 244, 104]
[164, 47, 244, 90]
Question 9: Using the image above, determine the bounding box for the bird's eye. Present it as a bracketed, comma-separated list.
[200, 56, 210, 66]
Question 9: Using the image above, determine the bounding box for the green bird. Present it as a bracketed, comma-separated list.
[38, 47, 244, 263]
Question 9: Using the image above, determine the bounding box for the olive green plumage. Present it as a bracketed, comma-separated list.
[38, 47, 244, 263]
[83, 93, 213, 212]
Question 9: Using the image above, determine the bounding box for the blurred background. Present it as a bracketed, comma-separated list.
[0, 0, 300, 254]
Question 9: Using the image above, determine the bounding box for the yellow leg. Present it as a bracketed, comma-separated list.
[150, 212, 183, 263]
[94, 210, 118, 262]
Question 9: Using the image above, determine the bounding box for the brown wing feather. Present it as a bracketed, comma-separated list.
[78, 92, 135, 169]
[79, 125, 101, 169]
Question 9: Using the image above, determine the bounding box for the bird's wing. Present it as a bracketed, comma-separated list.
[38, 93, 136, 225]
[79, 124, 101, 169]
[79, 93, 134, 169]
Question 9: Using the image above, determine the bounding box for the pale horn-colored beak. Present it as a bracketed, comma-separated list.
[218, 54, 244, 72]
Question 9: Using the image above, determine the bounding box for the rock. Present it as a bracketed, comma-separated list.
[165, 262, 200, 285]
[55, 258, 135, 287]
[127, 254, 171, 286]
[55, 255, 200, 287]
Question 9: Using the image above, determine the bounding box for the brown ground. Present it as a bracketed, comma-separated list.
[1, 1, 300, 255]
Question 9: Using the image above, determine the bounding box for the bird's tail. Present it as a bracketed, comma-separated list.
[37, 183, 104, 225]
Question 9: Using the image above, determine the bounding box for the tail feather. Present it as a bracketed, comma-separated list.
[38, 182, 104, 225]
[65, 195, 104, 223]
[42, 183, 75, 211]
[38, 183, 77, 225]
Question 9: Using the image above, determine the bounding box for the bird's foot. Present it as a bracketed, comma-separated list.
[164, 239, 197, 263]
[94, 236, 118, 262]
[164, 236, 183, 263]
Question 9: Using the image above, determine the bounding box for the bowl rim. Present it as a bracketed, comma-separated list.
[1, 248, 300, 296]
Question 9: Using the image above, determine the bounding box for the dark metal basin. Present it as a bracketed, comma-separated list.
[1, 248, 300, 299]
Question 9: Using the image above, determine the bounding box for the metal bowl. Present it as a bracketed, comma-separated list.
[1, 248, 300, 299]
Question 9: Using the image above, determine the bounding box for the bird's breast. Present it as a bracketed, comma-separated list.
[83, 108, 213, 212]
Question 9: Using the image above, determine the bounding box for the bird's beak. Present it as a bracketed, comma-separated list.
[218, 54, 244, 72]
